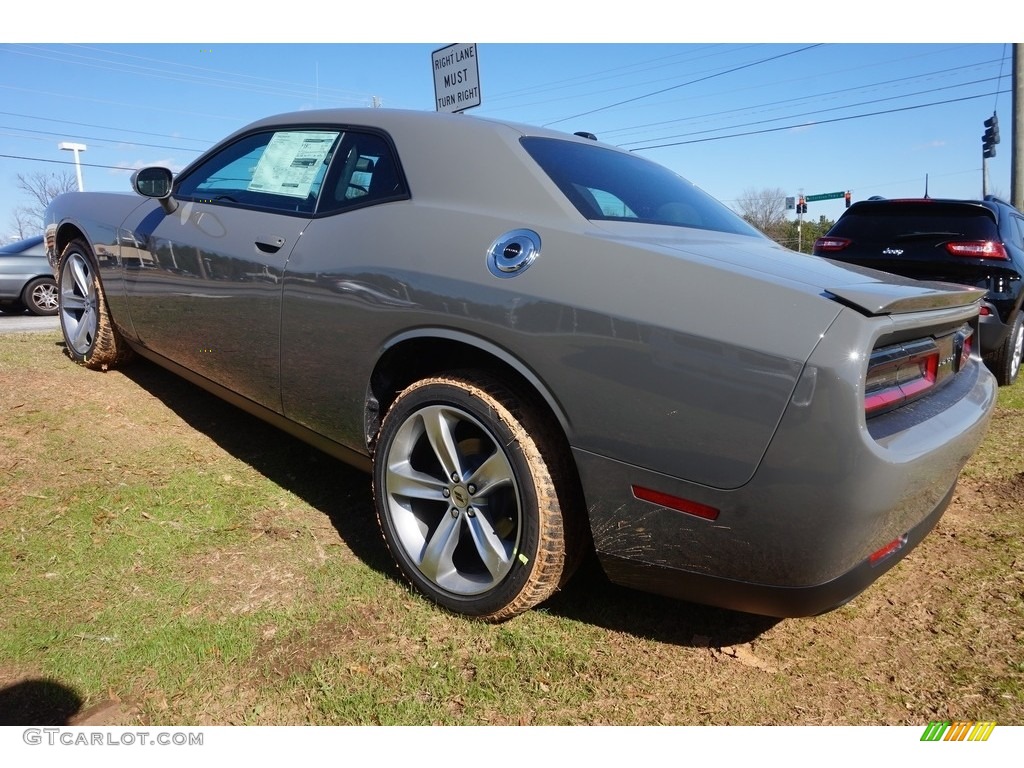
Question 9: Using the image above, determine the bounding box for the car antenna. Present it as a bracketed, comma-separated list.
[923, 173, 930, 199]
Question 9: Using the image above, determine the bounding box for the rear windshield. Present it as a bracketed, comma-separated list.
[521, 137, 763, 238]
[829, 203, 999, 242]
[0, 236, 44, 254]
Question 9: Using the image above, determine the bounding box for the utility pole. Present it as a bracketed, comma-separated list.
[1012, 44, 1023, 211]
[796, 191, 806, 253]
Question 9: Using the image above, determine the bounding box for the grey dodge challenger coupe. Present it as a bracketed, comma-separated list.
[44, 108, 996, 621]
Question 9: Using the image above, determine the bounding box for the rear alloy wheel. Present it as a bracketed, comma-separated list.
[58, 239, 132, 369]
[991, 310, 1023, 386]
[373, 372, 578, 621]
[23, 277, 59, 316]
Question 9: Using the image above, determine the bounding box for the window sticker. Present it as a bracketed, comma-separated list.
[248, 131, 339, 198]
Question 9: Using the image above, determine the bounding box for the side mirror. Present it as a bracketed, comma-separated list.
[130, 167, 177, 214]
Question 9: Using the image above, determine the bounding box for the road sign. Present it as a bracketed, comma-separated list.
[805, 191, 845, 202]
[432, 43, 481, 113]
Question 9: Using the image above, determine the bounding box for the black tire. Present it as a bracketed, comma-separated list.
[57, 239, 133, 370]
[990, 310, 1023, 386]
[372, 371, 581, 621]
[22, 277, 59, 316]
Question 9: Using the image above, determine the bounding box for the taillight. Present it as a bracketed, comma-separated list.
[813, 236, 851, 253]
[864, 339, 940, 416]
[945, 240, 1008, 259]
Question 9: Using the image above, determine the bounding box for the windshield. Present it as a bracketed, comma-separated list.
[522, 137, 763, 239]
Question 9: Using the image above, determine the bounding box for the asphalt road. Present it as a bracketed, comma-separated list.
[0, 314, 60, 332]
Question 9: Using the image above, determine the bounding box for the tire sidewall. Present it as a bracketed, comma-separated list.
[1008, 312, 1024, 385]
[58, 243, 100, 363]
[373, 377, 546, 618]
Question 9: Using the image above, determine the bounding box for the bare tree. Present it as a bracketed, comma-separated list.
[734, 186, 789, 242]
[7, 206, 39, 241]
[15, 171, 79, 229]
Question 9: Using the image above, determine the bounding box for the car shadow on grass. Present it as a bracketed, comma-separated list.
[118, 355, 778, 649]
[0, 679, 83, 726]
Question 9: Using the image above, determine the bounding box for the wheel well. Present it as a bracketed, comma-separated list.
[367, 336, 593, 567]
[366, 337, 569, 455]
[53, 224, 88, 267]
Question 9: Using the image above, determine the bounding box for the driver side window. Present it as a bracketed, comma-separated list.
[175, 130, 340, 215]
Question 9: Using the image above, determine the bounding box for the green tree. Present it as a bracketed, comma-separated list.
[776, 215, 835, 254]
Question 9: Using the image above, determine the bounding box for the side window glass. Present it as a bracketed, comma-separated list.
[586, 187, 636, 218]
[176, 130, 340, 214]
[318, 132, 408, 215]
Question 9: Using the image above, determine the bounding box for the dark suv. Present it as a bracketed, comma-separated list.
[814, 196, 1024, 385]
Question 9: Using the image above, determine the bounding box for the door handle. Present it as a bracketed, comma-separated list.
[255, 235, 286, 254]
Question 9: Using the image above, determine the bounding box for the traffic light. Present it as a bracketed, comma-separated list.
[983, 114, 1000, 159]
[844, 191, 851, 208]
[797, 196, 807, 214]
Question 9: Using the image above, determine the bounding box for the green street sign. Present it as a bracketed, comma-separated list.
[805, 191, 845, 202]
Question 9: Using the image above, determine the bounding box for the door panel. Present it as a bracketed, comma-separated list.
[119, 201, 304, 410]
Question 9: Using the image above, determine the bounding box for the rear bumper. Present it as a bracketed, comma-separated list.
[574, 325, 996, 618]
[596, 482, 953, 617]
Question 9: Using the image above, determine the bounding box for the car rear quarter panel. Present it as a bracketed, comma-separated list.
[0, 255, 50, 299]
[581, 300, 995, 605]
[280, 197, 843, 491]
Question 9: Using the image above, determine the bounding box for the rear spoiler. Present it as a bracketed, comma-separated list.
[826, 282, 985, 316]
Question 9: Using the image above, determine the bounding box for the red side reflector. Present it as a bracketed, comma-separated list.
[979, 306, 991, 316]
[631, 485, 720, 521]
[945, 241, 1008, 259]
[869, 535, 907, 565]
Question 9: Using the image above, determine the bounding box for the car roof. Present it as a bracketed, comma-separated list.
[177, 108, 623, 224]
[237, 107, 596, 145]
[842, 197, 1015, 219]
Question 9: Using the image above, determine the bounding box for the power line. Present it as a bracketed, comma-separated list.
[0, 125, 207, 153]
[66, 43, 376, 102]
[8, 44, 375, 105]
[619, 76, 1005, 148]
[0, 110, 215, 145]
[0, 153, 159, 172]
[629, 89, 1012, 151]
[600, 57, 1005, 140]
[543, 44, 825, 127]
[485, 45, 757, 109]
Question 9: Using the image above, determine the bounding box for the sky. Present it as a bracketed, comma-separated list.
[1, 4, 1019, 242]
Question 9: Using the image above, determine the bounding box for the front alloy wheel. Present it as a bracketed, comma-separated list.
[373, 372, 577, 621]
[58, 239, 131, 369]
